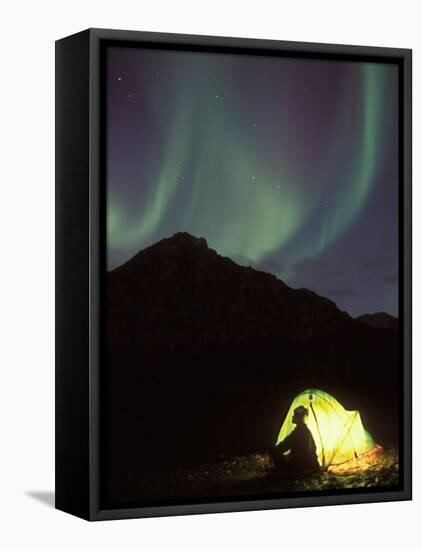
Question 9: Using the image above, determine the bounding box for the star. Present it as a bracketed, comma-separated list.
[117, 76, 122, 81]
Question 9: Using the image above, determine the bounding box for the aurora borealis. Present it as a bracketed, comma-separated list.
[106, 46, 399, 317]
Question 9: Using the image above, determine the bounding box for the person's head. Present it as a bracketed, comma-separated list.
[292, 406, 308, 425]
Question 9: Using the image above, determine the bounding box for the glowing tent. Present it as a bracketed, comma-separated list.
[276, 389, 381, 472]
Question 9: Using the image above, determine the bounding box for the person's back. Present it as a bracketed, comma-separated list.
[284, 422, 319, 472]
[273, 405, 320, 477]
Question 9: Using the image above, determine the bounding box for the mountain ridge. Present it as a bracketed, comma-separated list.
[356, 311, 398, 330]
[107, 232, 358, 356]
[111, 231, 388, 325]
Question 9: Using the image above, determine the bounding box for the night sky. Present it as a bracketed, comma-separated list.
[106, 46, 399, 318]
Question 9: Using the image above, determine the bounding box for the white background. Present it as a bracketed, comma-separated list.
[0, 1, 419, 548]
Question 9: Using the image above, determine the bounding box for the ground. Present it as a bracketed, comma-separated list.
[177, 448, 399, 495]
[108, 448, 400, 505]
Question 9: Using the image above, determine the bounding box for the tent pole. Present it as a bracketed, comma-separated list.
[309, 394, 325, 468]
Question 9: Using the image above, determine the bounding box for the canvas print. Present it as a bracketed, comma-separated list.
[103, 45, 400, 507]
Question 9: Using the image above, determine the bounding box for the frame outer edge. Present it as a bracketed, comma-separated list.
[89, 28, 102, 520]
[402, 48, 412, 500]
[80, 29, 412, 520]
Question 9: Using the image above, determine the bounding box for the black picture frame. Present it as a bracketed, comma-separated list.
[55, 28, 412, 521]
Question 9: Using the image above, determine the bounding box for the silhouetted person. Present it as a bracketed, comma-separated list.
[273, 405, 320, 478]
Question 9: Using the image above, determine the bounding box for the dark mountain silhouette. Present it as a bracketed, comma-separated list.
[356, 312, 398, 330]
[108, 232, 353, 359]
[104, 233, 400, 503]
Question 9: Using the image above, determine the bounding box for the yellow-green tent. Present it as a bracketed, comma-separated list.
[276, 389, 377, 469]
